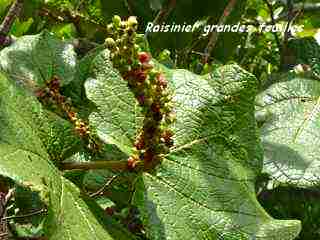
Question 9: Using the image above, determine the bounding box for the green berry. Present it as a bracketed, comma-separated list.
[134, 44, 140, 51]
[113, 15, 122, 27]
[105, 38, 116, 48]
[165, 113, 176, 124]
[120, 21, 127, 29]
[127, 16, 138, 28]
[107, 24, 114, 32]
[116, 39, 122, 45]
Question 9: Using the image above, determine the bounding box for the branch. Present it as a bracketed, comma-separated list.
[0, 0, 24, 35]
[2, 209, 47, 220]
[202, 0, 238, 64]
[4, 189, 14, 206]
[89, 175, 118, 197]
[154, 0, 176, 24]
[271, 3, 319, 23]
[282, 2, 320, 15]
[126, 0, 135, 15]
[60, 160, 130, 171]
[39, 5, 107, 36]
[144, 0, 177, 38]
[0, 0, 23, 47]
[297, 2, 320, 12]
[0, 189, 14, 239]
[263, 0, 281, 52]
[283, 0, 294, 44]
[281, 0, 301, 70]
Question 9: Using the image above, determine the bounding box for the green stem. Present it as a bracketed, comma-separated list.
[60, 160, 129, 171]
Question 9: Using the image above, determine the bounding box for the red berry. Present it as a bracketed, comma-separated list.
[127, 156, 138, 170]
[151, 103, 162, 121]
[56, 94, 66, 103]
[134, 136, 145, 150]
[67, 111, 77, 121]
[48, 76, 60, 90]
[151, 102, 161, 113]
[157, 74, 167, 88]
[138, 52, 151, 64]
[105, 207, 115, 216]
[161, 130, 174, 147]
[125, 69, 147, 83]
[162, 130, 173, 141]
[135, 71, 147, 83]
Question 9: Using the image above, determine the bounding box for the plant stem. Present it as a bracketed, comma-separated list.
[202, 0, 238, 64]
[90, 175, 118, 197]
[60, 160, 129, 171]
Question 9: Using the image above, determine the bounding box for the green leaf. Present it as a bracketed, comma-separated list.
[0, 0, 13, 15]
[10, 18, 34, 37]
[0, 68, 81, 161]
[85, 49, 144, 155]
[85, 51, 301, 239]
[0, 73, 136, 239]
[149, 0, 163, 11]
[257, 76, 320, 188]
[0, 30, 77, 90]
[50, 23, 78, 39]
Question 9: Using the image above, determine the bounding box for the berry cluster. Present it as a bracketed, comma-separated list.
[35, 76, 102, 152]
[105, 16, 176, 171]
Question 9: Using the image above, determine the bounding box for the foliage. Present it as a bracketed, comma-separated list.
[0, 0, 319, 239]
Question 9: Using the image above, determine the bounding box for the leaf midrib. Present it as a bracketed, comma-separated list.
[293, 96, 320, 143]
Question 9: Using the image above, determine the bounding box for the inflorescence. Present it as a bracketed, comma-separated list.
[105, 15, 176, 172]
[35, 76, 102, 153]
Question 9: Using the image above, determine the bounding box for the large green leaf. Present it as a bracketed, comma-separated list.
[256, 76, 320, 188]
[0, 30, 77, 90]
[0, 73, 136, 239]
[85, 50, 144, 155]
[85, 50, 301, 239]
